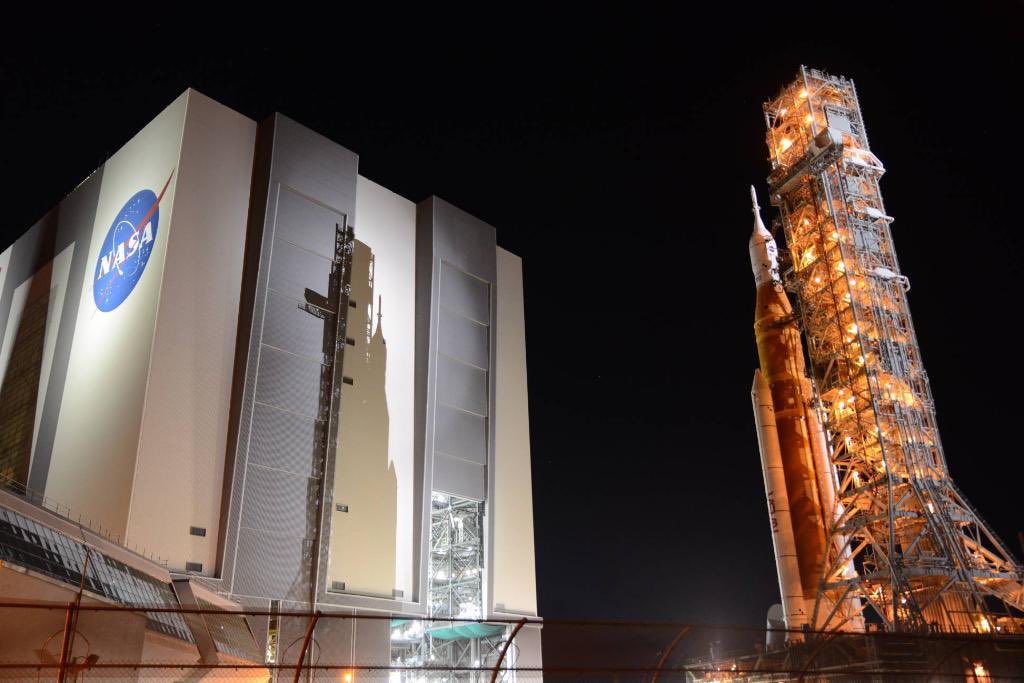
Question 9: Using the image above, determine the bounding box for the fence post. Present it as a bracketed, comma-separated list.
[490, 618, 528, 683]
[55, 601, 75, 683]
[292, 611, 321, 683]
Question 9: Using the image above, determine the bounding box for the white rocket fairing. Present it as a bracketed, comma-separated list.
[751, 369, 810, 633]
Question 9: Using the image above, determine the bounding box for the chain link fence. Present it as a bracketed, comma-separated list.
[1, 602, 1022, 681]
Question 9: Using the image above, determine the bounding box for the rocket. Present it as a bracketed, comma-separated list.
[749, 186, 833, 635]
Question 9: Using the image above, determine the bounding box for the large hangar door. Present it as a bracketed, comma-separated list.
[231, 185, 352, 603]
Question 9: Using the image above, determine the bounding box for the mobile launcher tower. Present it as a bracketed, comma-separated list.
[750, 66, 1024, 637]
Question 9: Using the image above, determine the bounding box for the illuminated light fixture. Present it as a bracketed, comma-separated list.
[979, 617, 992, 633]
[927, 502, 935, 513]
[780, 138, 793, 152]
[848, 323, 859, 334]
[343, 673, 353, 683]
[798, 89, 809, 99]
[814, 276, 822, 284]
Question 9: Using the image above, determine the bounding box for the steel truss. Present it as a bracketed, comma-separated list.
[763, 66, 1024, 634]
[390, 493, 513, 681]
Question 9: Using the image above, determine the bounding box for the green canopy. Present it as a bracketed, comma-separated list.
[425, 623, 506, 640]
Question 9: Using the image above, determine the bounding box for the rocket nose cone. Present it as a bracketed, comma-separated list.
[749, 185, 780, 286]
[751, 187, 773, 240]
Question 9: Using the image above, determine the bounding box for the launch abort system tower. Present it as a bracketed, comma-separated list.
[756, 66, 1024, 634]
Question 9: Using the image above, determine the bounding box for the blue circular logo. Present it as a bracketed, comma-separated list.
[93, 189, 161, 312]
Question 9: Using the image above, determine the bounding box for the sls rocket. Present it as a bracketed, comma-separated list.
[749, 186, 837, 635]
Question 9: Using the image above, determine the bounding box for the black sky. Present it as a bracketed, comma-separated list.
[2, 10, 1022, 627]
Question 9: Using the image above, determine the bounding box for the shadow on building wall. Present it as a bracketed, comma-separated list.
[276, 237, 399, 672]
[327, 239, 398, 598]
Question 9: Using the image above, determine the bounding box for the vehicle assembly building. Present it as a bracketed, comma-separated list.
[0, 90, 540, 676]
[751, 66, 1024, 638]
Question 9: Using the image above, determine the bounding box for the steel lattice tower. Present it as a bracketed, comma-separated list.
[763, 66, 1024, 633]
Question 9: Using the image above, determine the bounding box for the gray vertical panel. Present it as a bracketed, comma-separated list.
[418, 197, 497, 517]
[440, 262, 490, 325]
[266, 239, 334, 303]
[261, 290, 329, 363]
[436, 355, 488, 417]
[438, 307, 488, 369]
[435, 403, 487, 465]
[253, 346, 324, 419]
[220, 114, 358, 611]
[233, 527, 308, 600]
[434, 452, 485, 501]
[248, 403, 318, 475]
[238, 466, 311, 537]
[432, 201, 497, 282]
[275, 187, 344, 259]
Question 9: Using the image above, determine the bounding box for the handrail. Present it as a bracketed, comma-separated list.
[1, 474, 167, 566]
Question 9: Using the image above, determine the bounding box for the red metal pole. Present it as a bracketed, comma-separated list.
[490, 618, 528, 683]
[650, 625, 692, 683]
[55, 601, 74, 683]
[292, 611, 320, 683]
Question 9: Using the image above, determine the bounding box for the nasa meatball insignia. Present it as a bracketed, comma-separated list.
[93, 170, 174, 312]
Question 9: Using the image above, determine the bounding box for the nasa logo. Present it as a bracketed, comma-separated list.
[93, 171, 174, 312]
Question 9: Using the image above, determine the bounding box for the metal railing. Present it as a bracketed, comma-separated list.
[0, 474, 168, 567]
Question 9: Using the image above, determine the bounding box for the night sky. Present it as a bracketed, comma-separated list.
[2, 11, 1021, 627]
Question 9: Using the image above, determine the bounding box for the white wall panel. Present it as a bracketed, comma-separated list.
[492, 247, 538, 616]
[127, 91, 256, 573]
[327, 175, 417, 599]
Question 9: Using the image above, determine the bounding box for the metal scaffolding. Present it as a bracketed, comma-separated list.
[390, 493, 510, 681]
[763, 66, 1024, 634]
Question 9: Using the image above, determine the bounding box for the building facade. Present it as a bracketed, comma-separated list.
[0, 89, 540, 675]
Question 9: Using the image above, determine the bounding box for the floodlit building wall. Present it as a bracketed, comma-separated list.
[326, 175, 417, 600]
[1, 96, 541, 668]
[0, 90, 256, 573]
[492, 247, 538, 617]
[35, 92, 189, 538]
[127, 91, 256, 574]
